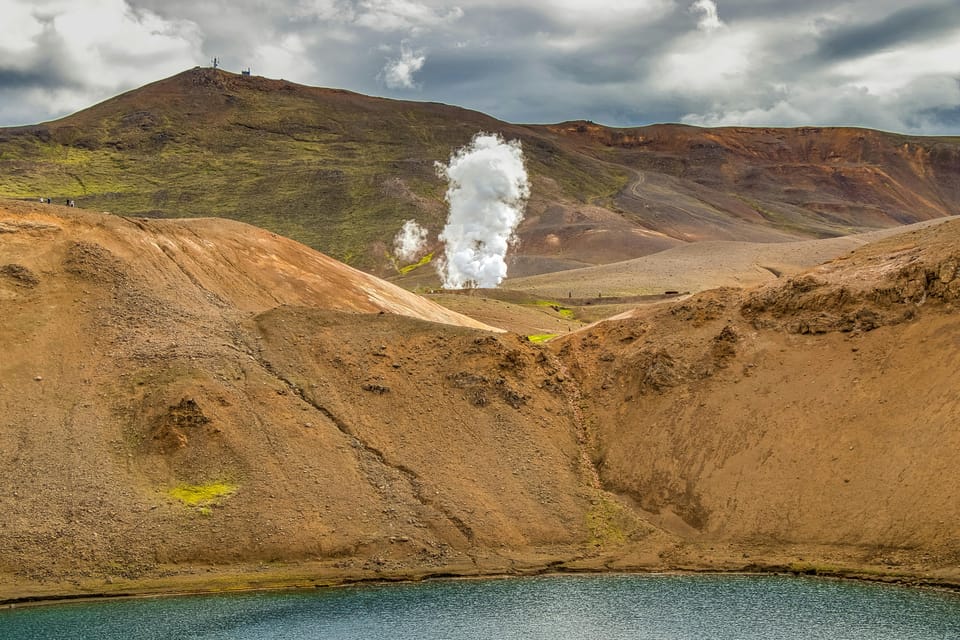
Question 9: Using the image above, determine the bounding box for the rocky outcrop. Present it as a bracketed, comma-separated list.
[742, 229, 960, 333]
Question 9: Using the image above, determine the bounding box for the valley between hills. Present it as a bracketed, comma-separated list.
[1, 68, 959, 603]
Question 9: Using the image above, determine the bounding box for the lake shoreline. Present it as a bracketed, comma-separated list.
[4, 553, 959, 610]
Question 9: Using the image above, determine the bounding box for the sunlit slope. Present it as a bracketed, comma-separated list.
[2, 199, 960, 600]
[505, 218, 957, 299]
[557, 218, 960, 577]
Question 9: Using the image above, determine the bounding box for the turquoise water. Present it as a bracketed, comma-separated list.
[2, 574, 959, 639]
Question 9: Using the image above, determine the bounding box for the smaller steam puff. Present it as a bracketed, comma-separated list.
[393, 219, 428, 262]
[436, 132, 530, 289]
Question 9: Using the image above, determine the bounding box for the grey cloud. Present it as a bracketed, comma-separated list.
[712, 0, 866, 22]
[543, 12, 693, 87]
[0, 28, 78, 92]
[917, 104, 960, 129]
[548, 53, 643, 87]
[816, 2, 960, 62]
[0, 65, 66, 91]
[418, 50, 522, 88]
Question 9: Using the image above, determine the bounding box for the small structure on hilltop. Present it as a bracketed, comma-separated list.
[241, 68, 251, 76]
[211, 57, 219, 70]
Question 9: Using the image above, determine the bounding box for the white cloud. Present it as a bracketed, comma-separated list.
[679, 77, 960, 135]
[291, 0, 352, 21]
[355, 0, 463, 33]
[0, 0, 201, 125]
[294, 0, 463, 33]
[654, 27, 755, 95]
[48, 0, 201, 86]
[380, 42, 426, 89]
[829, 29, 960, 95]
[1, 1, 46, 53]
[460, 0, 673, 29]
[251, 33, 316, 80]
[690, 0, 723, 32]
[672, 13, 960, 134]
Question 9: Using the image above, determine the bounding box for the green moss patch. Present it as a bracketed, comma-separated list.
[398, 251, 434, 274]
[586, 494, 645, 547]
[527, 333, 558, 343]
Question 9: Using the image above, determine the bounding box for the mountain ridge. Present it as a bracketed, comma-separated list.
[2, 67, 958, 278]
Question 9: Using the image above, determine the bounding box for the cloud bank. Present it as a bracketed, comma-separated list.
[691, 0, 723, 31]
[0, 1, 958, 134]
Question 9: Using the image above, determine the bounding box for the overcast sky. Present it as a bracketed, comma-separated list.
[2, 0, 959, 134]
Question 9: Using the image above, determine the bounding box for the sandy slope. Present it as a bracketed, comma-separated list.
[0, 201, 497, 330]
[506, 218, 958, 299]
[0, 200, 594, 601]
[1, 200, 959, 602]
[558, 220, 960, 580]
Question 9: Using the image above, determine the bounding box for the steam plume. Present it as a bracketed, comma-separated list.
[393, 219, 428, 262]
[435, 133, 530, 289]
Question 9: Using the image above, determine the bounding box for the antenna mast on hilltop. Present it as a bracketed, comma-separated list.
[211, 57, 219, 69]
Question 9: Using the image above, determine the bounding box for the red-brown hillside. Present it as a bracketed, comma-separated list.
[534, 121, 960, 246]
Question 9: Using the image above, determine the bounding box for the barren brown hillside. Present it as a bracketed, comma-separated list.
[558, 220, 960, 580]
[547, 121, 960, 230]
[0, 200, 610, 601]
[1, 200, 959, 602]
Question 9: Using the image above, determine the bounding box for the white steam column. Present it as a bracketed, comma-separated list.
[393, 219, 428, 262]
[435, 132, 530, 289]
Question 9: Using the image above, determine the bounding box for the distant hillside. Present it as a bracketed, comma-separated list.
[0, 68, 625, 274]
[1, 68, 959, 277]
[545, 121, 960, 236]
[504, 218, 956, 299]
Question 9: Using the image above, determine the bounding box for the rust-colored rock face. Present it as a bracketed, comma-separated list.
[545, 121, 960, 234]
